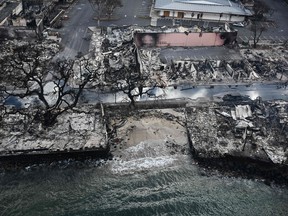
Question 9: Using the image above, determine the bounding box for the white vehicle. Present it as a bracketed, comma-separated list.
[232, 22, 246, 27]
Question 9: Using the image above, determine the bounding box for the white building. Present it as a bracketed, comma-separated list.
[151, 0, 252, 24]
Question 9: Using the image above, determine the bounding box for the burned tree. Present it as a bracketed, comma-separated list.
[0, 41, 95, 127]
[88, 0, 106, 26]
[106, 64, 153, 108]
[88, 0, 123, 25]
[249, 22, 266, 48]
[253, 0, 272, 21]
[105, 0, 123, 19]
[247, 0, 271, 48]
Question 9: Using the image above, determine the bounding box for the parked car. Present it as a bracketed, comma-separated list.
[62, 15, 69, 20]
[232, 21, 247, 27]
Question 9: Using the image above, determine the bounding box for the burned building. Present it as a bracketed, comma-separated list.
[134, 24, 237, 48]
[87, 25, 288, 90]
[186, 98, 288, 165]
[0, 0, 67, 39]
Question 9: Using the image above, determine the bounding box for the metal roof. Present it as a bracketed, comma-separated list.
[154, 0, 252, 16]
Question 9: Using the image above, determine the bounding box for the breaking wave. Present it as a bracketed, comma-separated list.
[109, 140, 189, 174]
[110, 156, 178, 174]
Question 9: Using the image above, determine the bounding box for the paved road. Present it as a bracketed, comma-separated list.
[82, 83, 288, 104]
[55, 0, 95, 59]
[225, 0, 288, 42]
[107, 0, 151, 26]
[4, 83, 287, 108]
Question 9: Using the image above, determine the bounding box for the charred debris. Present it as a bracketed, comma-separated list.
[186, 97, 288, 185]
[0, 25, 287, 175]
[89, 25, 288, 88]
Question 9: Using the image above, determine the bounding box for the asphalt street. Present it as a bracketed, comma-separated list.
[108, 0, 152, 26]
[81, 83, 288, 104]
[225, 0, 288, 42]
[55, 0, 95, 59]
[5, 83, 287, 108]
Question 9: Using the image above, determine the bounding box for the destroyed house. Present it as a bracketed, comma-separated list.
[153, 0, 252, 23]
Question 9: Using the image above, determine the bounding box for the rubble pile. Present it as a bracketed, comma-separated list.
[137, 49, 288, 86]
[87, 26, 287, 88]
[241, 47, 288, 82]
[87, 27, 137, 87]
[89, 26, 134, 56]
[0, 106, 107, 156]
[138, 48, 169, 87]
[93, 26, 288, 86]
[186, 98, 288, 165]
[106, 27, 134, 45]
[137, 56, 258, 85]
[0, 39, 60, 58]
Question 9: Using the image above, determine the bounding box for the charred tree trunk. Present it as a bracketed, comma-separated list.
[43, 110, 59, 127]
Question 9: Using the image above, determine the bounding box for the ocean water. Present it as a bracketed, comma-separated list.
[0, 142, 288, 216]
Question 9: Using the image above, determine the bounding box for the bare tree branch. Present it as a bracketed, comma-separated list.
[0, 41, 95, 127]
[253, 0, 272, 21]
[249, 21, 266, 48]
[88, 0, 123, 25]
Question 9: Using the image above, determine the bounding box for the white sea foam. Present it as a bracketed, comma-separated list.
[110, 156, 178, 174]
[109, 131, 187, 174]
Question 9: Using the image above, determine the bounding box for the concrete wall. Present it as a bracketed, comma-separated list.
[134, 32, 237, 48]
[158, 10, 245, 22]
